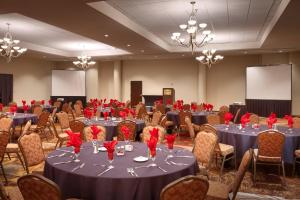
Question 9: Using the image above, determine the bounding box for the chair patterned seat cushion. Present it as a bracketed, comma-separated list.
[165, 121, 174, 127]
[42, 142, 56, 151]
[6, 186, 23, 200]
[253, 149, 281, 162]
[6, 143, 19, 153]
[59, 133, 69, 139]
[206, 181, 229, 200]
[218, 143, 234, 156]
[295, 149, 300, 158]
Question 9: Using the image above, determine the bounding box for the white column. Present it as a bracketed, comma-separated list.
[197, 63, 206, 103]
[113, 60, 122, 100]
[85, 64, 99, 100]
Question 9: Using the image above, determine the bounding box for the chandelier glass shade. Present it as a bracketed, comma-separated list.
[196, 49, 224, 69]
[73, 55, 96, 70]
[171, 1, 214, 54]
[0, 23, 27, 62]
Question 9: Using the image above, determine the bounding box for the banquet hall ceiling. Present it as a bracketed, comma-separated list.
[0, 0, 298, 60]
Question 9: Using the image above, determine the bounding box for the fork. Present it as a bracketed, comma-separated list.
[129, 168, 138, 177]
[127, 168, 134, 176]
[169, 161, 188, 166]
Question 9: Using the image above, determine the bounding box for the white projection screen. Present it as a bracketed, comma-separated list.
[246, 64, 292, 100]
[52, 70, 86, 96]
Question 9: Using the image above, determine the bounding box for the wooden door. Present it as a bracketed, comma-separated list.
[130, 81, 142, 107]
[0, 74, 13, 105]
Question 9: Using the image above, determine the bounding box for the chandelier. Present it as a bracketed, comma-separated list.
[196, 49, 224, 69]
[171, 1, 214, 54]
[73, 55, 96, 70]
[0, 23, 27, 62]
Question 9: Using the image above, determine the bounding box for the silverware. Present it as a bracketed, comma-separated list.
[172, 156, 193, 159]
[129, 168, 138, 177]
[93, 164, 106, 167]
[56, 149, 73, 153]
[71, 163, 85, 172]
[134, 164, 152, 169]
[97, 165, 114, 176]
[53, 161, 72, 165]
[157, 166, 167, 173]
[169, 161, 188, 166]
[47, 153, 66, 159]
[127, 168, 134, 176]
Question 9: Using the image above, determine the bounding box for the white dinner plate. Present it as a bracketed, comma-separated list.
[98, 147, 107, 152]
[133, 156, 149, 162]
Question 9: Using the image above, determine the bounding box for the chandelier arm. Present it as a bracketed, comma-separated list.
[194, 35, 209, 48]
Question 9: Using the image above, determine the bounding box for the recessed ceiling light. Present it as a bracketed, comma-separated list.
[154, 55, 158, 58]
[104, 34, 109, 37]
[278, 50, 283, 53]
[141, 50, 144, 53]
[243, 51, 248, 54]
[182, 54, 185, 57]
[127, 44, 131, 47]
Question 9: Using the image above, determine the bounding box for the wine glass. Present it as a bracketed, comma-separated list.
[107, 151, 114, 167]
[92, 139, 98, 154]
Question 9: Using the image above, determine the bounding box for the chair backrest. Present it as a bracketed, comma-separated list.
[207, 114, 220, 125]
[160, 175, 209, 200]
[200, 124, 221, 152]
[159, 115, 168, 129]
[141, 126, 165, 144]
[2, 107, 10, 113]
[219, 105, 229, 113]
[36, 111, 50, 128]
[84, 126, 106, 142]
[69, 120, 85, 140]
[293, 117, 300, 128]
[179, 111, 192, 126]
[75, 100, 83, 109]
[231, 149, 253, 200]
[151, 111, 162, 126]
[117, 120, 137, 141]
[17, 174, 61, 200]
[0, 131, 10, 163]
[32, 106, 43, 118]
[53, 101, 62, 109]
[156, 104, 165, 114]
[183, 104, 191, 111]
[185, 116, 195, 139]
[196, 104, 204, 112]
[61, 103, 70, 113]
[256, 130, 285, 161]
[137, 105, 148, 120]
[125, 100, 131, 108]
[218, 111, 226, 124]
[8, 102, 17, 107]
[18, 132, 44, 172]
[56, 112, 70, 129]
[50, 107, 58, 120]
[233, 108, 241, 124]
[193, 130, 217, 169]
[0, 117, 13, 132]
[249, 114, 259, 124]
[21, 120, 32, 136]
[73, 104, 82, 117]
[0, 182, 9, 200]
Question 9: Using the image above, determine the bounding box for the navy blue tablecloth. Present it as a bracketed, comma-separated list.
[215, 124, 300, 164]
[166, 111, 208, 126]
[5, 113, 38, 127]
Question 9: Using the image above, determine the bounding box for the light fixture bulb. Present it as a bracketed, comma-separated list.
[199, 23, 207, 28]
[179, 24, 188, 29]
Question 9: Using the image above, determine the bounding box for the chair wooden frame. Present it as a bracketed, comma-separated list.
[0, 131, 10, 184]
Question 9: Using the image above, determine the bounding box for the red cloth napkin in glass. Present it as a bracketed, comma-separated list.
[9, 106, 17, 113]
[119, 111, 127, 119]
[84, 108, 93, 119]
[103, 140, 118, 160]
[166, 99, 171, 105]
[91, 125, 101, 139]
[23, 105, 29, 112]
[165, 134, 176, 149]
[48, 99, 52, 106]
[150, 128, 159, 140]
[129, 109, 135, 118]
[103, 112, 109, 120]
[21, 100, 26, 105]
[121, 125, 130, 140]
[0, 103, 3, 112]
[147, 136, 158, 157]
[65, 130, 82, 153]
[224, 112, 233, 125]
[267, 112, 277, 129]
[31, 100, 35, 105]
[284, 115, 294, 128]
[41, 100, 45, 105]
[111, 108, 115, 116]
[191, 103, 197, 112]
[173, 104, 177, 110]
[241, 112, 250, 128]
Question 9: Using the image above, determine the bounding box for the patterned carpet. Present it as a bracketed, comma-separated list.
[2, 129, 300, 200]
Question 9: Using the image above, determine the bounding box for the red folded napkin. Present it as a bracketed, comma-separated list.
[103, 140, 118, 160]
[23, 105, 29, 113]
[191, 103, 197, 112]
[9, 106, 17, 113]
[267, 112, 277, 129]
[65, 130, 82, 153]
[104, 98, 107, 103]
[111, 108, 115, 116]
[166, 99, 171, 105]
[21, 100, 26, 105]
[165, 134, 176, 149]
[147, 137, 158, 157]
[103, 103, 108, 108]
[0, 103, 3, 112]
[30, 100, 35, 105]
[103, 112, 109, 120]
[84, 108, 93, 119]
[91, 125, 101, 139]
[224, 112, 233, 125]
[173, 104, 177, 110]
[207, 104, 213, 111]
[241, 112, 250, 128]
[284, 115, 294, 128]
[48, 99, 52, 106]
[41, 100, 45, 105]
[150, 128, 159, 140]
[119, 111, 127, 119]
[129, 109, 135, 118]
[121, 125, 130, 140]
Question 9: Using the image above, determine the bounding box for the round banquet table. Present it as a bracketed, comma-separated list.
[81, 118, 145, 141]
[166, 111, 208, 126]
[215, 124, 300, 163]
[5, 113, 38, 127]
[44, 142, 199, 200]
[17, 105, 54, 113]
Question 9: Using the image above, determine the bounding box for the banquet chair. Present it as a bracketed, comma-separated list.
[219, 105, 229, 113]
[73, 104, 83, 118]
[218, 111, 227, 124]
[49, 118, 69, 148]
[141, 125, 165, 144]
[196, 104, 204, 112]
[207, 114, 220, 125]
[293, 117, 300, 128]
[32, 106, 43, 118]
[201, 124, 236, 178]
[293, 149, 300, 176]
[69, 120, 85, 140]
[2, 107, 10, 113]
[249, 114, 259, 124]
[84, 125, 106, 142]
[125, 100, 131, 108]
[53, 101, 62, 110]
[8, 102, 17, 107]
[160, 116, 174, 130]
[18, 132, 45, 174]
[206, 149, 253, 200]
[0, 181, 23, 200]
[233, 108, 241, 124]
[30, 111, 51, 139]
[178, 111, 192, 132]
[193, 130, 218, 179]
[49, 107, 58, 121]
[185, 116, 201, 140]
[253, 130, 286, 185]
[0, 131, 10, 184]
[160, 175, 209, 200]
[0, 117, 13, 133]
[75, 100, 83, 109]
[148, 111, 162, 126]
[183, 104, 191, 111]
[61, 103, 70, 113]
[155, 104, 165, 114]
[117, 120, 137, 141]
[56, 112, 71, 133]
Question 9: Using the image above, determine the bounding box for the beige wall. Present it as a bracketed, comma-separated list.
[289, 52, 300, 115]
[98, 61, 114, 100]
[0, 57, 53, 104]
[121, 58, 200, 103]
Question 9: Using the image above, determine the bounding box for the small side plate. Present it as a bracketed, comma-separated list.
[98, 147, 107, 152]
[133, 156, 149, 162]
